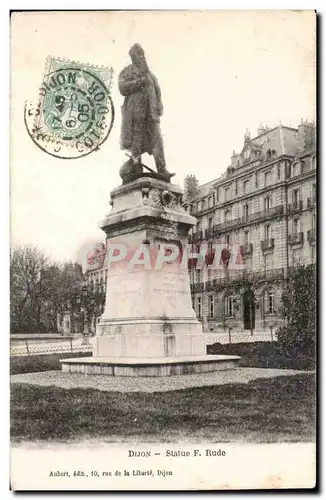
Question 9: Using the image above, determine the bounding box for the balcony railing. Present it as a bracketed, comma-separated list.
[288, 232, 304, 246]
[261, 238, 274, 252]
[240, 243, 253, 257]
[213, 218, 241, 233]
[190, 282, 205, 292]
[206, 280, 216, 291]
[264, 205, 284, 217]
[307, 229, 316, 244]
[307, 197, 316, 209]
[188, 230, 204, 242]
[212, 206, 284, 235]
[194, 268, 286, 292]
[205, 227, 214, 239]
[288, 200, 303, 213]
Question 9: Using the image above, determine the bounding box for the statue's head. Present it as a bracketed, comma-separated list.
[129, 43, 147, 70]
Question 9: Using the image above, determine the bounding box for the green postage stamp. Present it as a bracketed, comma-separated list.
[25, 57, 114, 159]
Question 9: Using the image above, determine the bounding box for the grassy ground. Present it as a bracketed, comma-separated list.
[207, 342, 315, 370]
[10, 351, 92, 375]
[11, 373, 315, 444]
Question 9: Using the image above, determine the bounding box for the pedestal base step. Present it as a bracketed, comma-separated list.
[60, 355, 241, 377]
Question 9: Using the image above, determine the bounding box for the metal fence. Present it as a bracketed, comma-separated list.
[205, 330, 277, 345]
[10, 338, 93, 357]
[10, 330, 276, 357]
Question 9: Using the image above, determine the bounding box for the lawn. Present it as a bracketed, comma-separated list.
[11, 373, 315, 444]
[10, 351, 92, 375]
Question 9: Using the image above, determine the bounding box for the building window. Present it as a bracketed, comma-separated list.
[292, 189, 300, 205]
[277, 165, 281, 179]
[264, 290, 275, 314]
[243, 179, 249, 194]
[209, 295, 214, 317]
[243, 203, 249, 221]
[264, 196, 271, 211]
[196, 269, 201, 283]
[312, 156, 316, 170]
[264, 224, 271, 240]
[244, 230, 249, 245]
[201, 199, 206, 211]
[208, 196, 213, 208]
[225, 296, 234, 317]
[224, 209, 231, 222]
[293, 218, 299, 234]
[197, 297, 201, 317]
[225, 187, 230, 201]
[293, 248, 303, 265]
[225, 234, 231, 246]
[264, 171, 272, 187]
[266, 149, 272, 160]
[208, 217, 213, 229]
[312, 212, 316, 230]
[312, 183, 316, 199]
[197, 201, 201, 212]
[293, 162, 301, 177]
[235, 181, 238, 195]
[311, 246, 316, 262]
[255, 173, 259, 188]
[216, 190, 219, 203]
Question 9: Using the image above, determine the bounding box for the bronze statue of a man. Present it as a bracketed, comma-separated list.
[118, 43, 174, 180]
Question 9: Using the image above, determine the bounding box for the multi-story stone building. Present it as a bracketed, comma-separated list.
[183, 121, 316, 333]
[85, 242, 108, 286]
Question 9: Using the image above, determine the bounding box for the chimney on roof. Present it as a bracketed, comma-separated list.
[244, 128, 251, 143]
[257, 123, 270, 136]
[298, 120, 316, 152]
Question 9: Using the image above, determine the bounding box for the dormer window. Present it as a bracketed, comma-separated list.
[244, 149, 251, 160]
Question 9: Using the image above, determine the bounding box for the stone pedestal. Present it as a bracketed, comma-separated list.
[96, 176, 206, 358]
[61, 175, 241, 376]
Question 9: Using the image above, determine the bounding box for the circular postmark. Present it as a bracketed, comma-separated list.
[24, 62, 114, 159]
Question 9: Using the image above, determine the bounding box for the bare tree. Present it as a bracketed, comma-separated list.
[10, 245, 85, 333]
[10, 245, 50, 332]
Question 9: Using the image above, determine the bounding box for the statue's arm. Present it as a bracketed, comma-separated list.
[151, 73, 163, 116]
[118, 68, 146, 97]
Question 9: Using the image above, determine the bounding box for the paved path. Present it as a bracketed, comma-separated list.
[10, 368, 313, 393]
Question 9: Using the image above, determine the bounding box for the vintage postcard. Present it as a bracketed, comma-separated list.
[10, 10, 316, 491]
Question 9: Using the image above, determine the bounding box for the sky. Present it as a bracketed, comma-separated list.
[10, 10, 316, 263]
